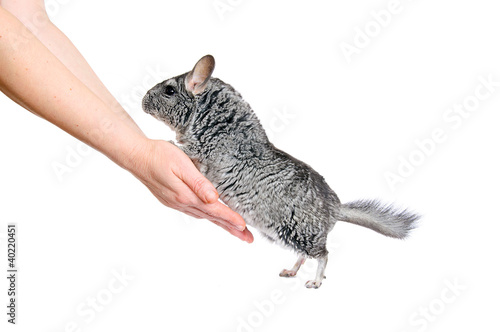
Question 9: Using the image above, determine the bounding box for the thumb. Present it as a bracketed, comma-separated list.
[174, 160, 219, 204]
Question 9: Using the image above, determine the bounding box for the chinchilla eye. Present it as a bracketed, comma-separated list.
[164, 85, 176, 96]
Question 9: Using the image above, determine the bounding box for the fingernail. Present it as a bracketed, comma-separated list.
[229, 223, 245, 232]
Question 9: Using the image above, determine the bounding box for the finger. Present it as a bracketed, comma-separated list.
[147, 185, 207, 220]
[188, 205, 242, 232]
[182, 205, 253, 242]
[191, 200, 247, 232]
[241, 227, 254, 243]
[182, 210, 203, 220]
[210, 219, 254, 243]
[166, 177, 247, 232]
[157, 190, 254, 242]
[172, 157, 219, 204]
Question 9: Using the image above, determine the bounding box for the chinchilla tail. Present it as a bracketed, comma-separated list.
[337, 199, 420, 239]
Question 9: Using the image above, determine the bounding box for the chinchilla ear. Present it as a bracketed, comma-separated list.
[185, 55, 215, 95]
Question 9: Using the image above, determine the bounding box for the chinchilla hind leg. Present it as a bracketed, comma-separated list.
[279, 255, 306, 277]
[305, 255, 328, 289]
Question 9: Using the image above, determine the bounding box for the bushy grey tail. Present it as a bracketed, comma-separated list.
[337, 199, 420, 239]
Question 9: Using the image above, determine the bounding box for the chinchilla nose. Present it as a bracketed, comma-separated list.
[141, 82, 157, 110]
[142, 91, 155, 114]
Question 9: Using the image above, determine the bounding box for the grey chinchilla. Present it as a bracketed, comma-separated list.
[142, 55, 420, 288]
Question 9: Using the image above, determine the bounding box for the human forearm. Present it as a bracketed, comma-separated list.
[32, 17, 144, 135]
[0, 7, 145, 170]
[1, 2, 142, 134]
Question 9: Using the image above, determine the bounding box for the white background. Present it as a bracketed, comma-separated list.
[1, 0, 499, 331]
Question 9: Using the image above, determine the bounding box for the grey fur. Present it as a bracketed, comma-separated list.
[339, 199, 419, 239]
[142, 55, 420, 288]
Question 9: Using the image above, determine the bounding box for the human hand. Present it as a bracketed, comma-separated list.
[129, 139, 254, 243]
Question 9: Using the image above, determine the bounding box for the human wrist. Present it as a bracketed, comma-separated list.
[89, 114, 150, 174]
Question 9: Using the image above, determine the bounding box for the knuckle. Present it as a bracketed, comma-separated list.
[175, 193, 193, 206]
[191, 176, 207, 194]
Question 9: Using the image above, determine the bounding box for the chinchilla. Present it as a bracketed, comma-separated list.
[142, 55, 420, 289]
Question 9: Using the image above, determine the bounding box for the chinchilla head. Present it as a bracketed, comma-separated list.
[142, 55, 268, 149]
[142, 55, 216, 134]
